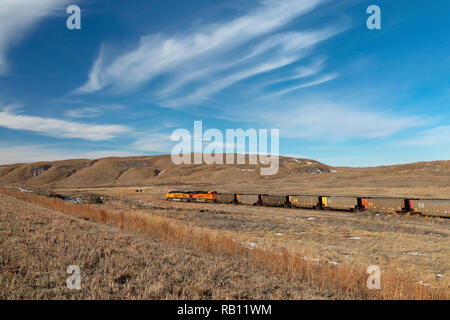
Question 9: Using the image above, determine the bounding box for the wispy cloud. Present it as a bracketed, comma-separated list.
[0, 0, 70, 75]
[263, 102, 422, 140]
[0, 107, 130, 141]
[131, 133, 175, 153]
[270, 73, 339, 96]
[130, 131, 245, 153]
[263, 57, 326, 86]
[67, 107, 103, 119]
[157, 28, 339, 103]
[66, 104, 124, 118]
[162, 55, 300, 107]
[217, 100, 424, 141]
[0, 144, 136, 165]
[75, 0, 340, 103]
[401, 125, 450, 146]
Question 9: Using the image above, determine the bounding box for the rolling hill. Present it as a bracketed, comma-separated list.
[1, 154, 449, 198]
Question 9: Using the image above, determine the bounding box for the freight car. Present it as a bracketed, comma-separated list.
[322, 196, 361, 211]
[413, 199, 450, 217]
[236, 194, 260, 205]
[260, 194, 289, 207]
[216, 193, 237, 204]
[288, 195, 321, 209]
[362, 197, 408, 214]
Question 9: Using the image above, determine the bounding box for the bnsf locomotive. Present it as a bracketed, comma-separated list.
[166, 191, 217, 202]
[166, 191, 450, 218]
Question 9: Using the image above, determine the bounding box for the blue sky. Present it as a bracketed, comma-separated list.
[0, 0, 449, 166]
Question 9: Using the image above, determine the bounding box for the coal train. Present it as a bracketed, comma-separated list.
[166, 191, 450, 218]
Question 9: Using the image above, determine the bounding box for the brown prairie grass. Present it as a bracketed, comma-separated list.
[118, 212, 124, 229]
[99, 210, 107, 224]
[0, 187, 448, 300]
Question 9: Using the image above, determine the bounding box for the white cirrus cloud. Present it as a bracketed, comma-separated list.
[0, 0, 70, 75]
[261, 102, 423, 141]
[130, 131, 245, 153]
[66, 104, 124, 118]
[75, 0, 335, 96]
[0, 107, 130, 141]
[67, 107, 103, 119]
[0, 144, 137, 165]
[263, 57, 326, 86]
[162, 55, 300, 107]
[269, 72, 339, 96]
[401, 125, 450, 146]
[131, 133, 175, 152]
[156, 28, 340, 103]
[213, 100, 427, 142]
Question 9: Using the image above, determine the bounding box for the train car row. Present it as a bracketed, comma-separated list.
[165, 191, 450, 218]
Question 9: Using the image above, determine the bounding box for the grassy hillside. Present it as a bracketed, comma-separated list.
[1, 154, 450, 198]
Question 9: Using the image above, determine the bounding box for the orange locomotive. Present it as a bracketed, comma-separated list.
[165, 191, 191, 201]
[166, 190, 217, 202]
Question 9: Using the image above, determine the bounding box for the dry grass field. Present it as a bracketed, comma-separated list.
[0, 188, 448, 300]
[1, 154, 449, 300]
[62, 187, 450, 283]
[0, 193, 339, 300]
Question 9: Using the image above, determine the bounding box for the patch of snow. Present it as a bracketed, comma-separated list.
[428, 232, 441, 237]
[418, 281, 436, 288]
[349, 237, 361, 240]
[418, 281, 431, 287]
[405, 252, 426, 256]
[436, 274, 444, 279]
[17, 187, 32, 193]
[328, 261, 340, 266]
[330, 169, 338, 173]
[249, 242, 257, 249]
[286, 217, 292, 220]
[306, 161, 312, 165]
[241, 169, 255, 171]
[275, 233, 283, 236]
[302, 256, 320, 265]
[306, 217, 315, 221]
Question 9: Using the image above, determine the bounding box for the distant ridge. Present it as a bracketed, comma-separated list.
[0, 154, 333, 188]
[1, 154, 449, 199]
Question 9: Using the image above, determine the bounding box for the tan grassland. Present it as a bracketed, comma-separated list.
[1, 154, 449, 300]
[0, 188, 448, 299]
